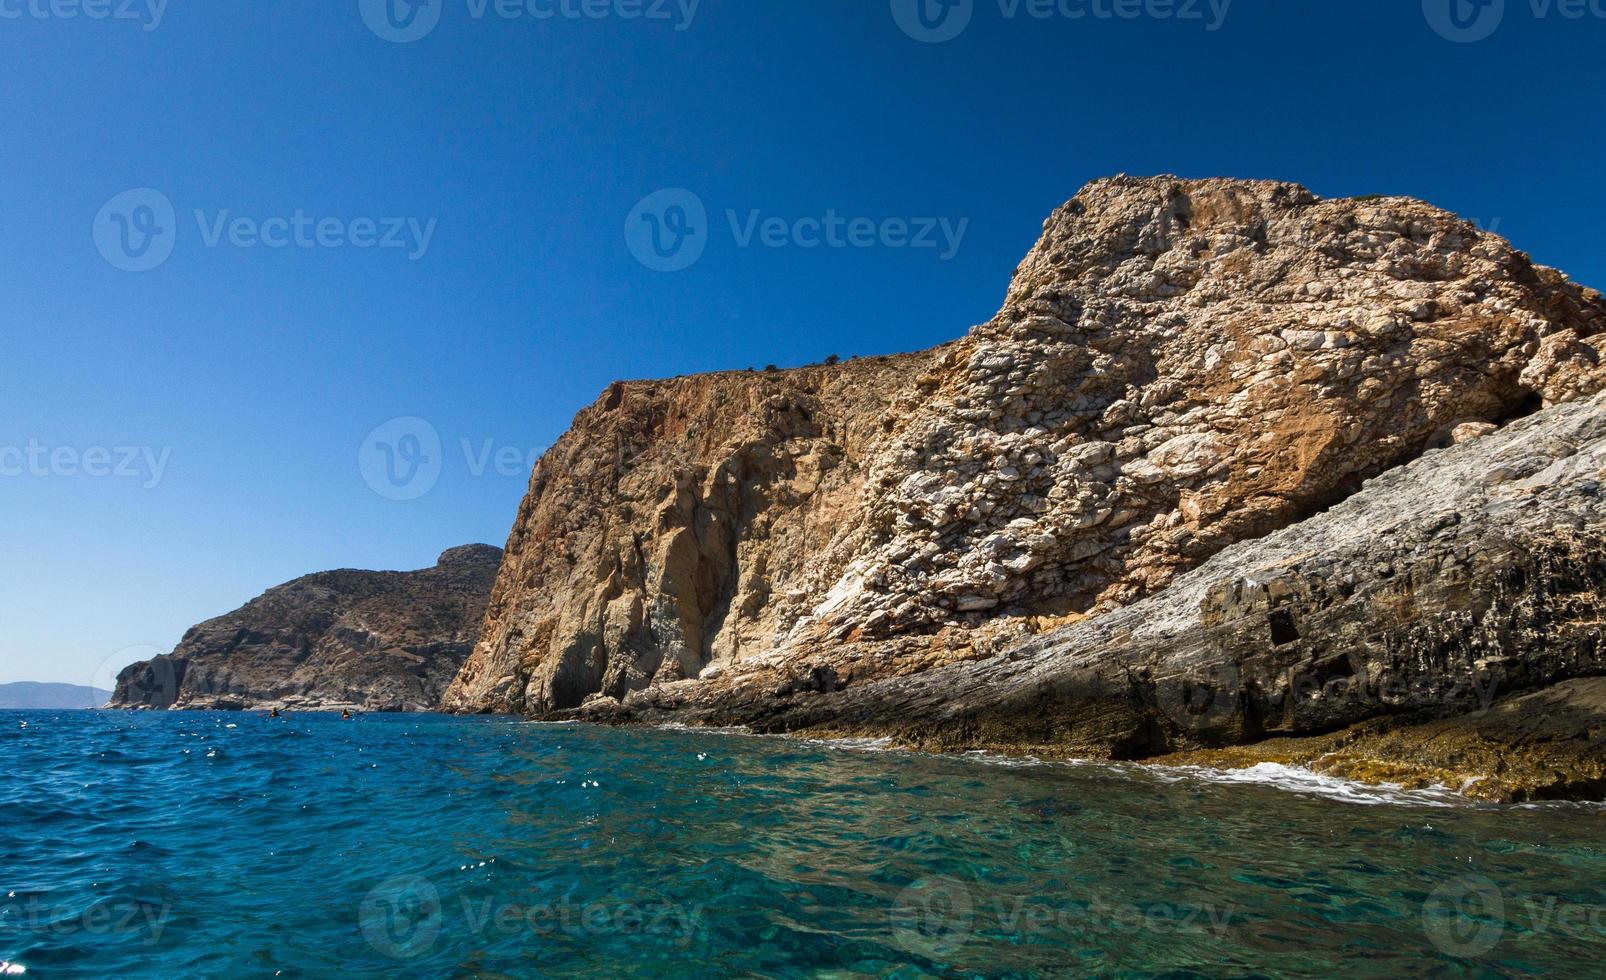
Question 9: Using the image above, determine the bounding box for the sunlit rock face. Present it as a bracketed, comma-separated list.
[445, 175, 1606, 721]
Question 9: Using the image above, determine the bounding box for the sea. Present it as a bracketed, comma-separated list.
[2, 711, 1603, 977]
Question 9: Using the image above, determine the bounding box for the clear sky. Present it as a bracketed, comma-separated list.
[2, 0, 1603, 687]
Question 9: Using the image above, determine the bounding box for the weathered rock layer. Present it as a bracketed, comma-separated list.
[446, 176, 1606, 738]
[600, 389, 1606, 800]
[113, 545, 501, 712]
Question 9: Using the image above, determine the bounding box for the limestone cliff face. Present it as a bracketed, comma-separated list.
[611, 388, 1606, 800]
[443, 356, 943, 712]
[446, 175, 1606, 717]
[112, 545, 501, 711]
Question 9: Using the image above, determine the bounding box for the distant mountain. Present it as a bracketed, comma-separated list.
[0, 682, 112, 710]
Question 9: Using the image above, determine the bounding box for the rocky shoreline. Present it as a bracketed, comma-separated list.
[558, 387, 1606, 801]
[445, 176, 1606, 801]
[114, 176, 1606, 801]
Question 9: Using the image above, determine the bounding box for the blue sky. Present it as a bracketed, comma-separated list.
[2, 0, 1604, 686]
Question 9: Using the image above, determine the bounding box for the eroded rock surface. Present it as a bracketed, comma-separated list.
[112, 545, 501, 712]
[447, 176, 1606, 724]
[601, 388, 1606, 802]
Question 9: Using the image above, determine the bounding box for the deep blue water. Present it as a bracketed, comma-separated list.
[2, 712, 1603, 978]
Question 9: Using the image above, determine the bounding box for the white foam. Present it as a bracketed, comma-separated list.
[620, 723, 1534, 809]
[802, 735, 896, 753]
[1149, 762, 1469, 808]
[653, 722, 751, 736]
[956, 749, 1060, 769]
[1, 961, 27, 976]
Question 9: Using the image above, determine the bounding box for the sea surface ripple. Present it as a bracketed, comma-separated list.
[2, 711, 1603, 977]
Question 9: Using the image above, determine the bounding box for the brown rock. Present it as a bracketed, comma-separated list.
[112, 545, 502, 712]
[447, 176, 1606, 719]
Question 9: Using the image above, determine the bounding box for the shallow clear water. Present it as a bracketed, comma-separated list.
[2, 711, 1603, 978]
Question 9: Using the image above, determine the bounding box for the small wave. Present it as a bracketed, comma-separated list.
[652, 722, 751, 736]
[1148, 762, 1470, 808]
[955, 749, 1090, 769]
[801, 735, 896, 753]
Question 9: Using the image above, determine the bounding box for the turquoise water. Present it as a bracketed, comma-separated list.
[2, 712, 1603, 978]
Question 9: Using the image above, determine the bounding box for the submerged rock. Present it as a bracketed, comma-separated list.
[112, 545, 502, 712]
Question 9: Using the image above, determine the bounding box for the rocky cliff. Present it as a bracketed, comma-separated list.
[606, 388, 1606, 800]
[113, 545, 501, 712]
[446, 176, 1606, 728]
